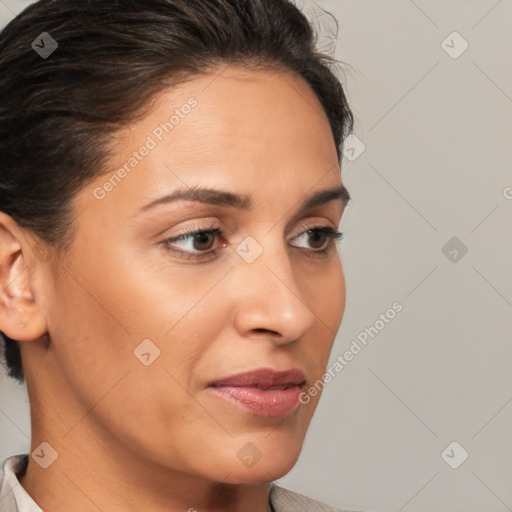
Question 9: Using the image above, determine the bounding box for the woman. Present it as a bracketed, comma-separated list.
[0, 0, 358, 511]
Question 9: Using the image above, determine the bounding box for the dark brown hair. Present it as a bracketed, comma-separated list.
[0, 0, 353, 383]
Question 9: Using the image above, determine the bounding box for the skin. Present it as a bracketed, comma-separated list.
[0, 64, 348, 512]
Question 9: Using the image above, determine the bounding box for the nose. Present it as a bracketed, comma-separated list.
[230, 242, 316, 346]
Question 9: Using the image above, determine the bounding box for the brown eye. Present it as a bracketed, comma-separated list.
[191, 231, 216, 251]
[289, 226, 343, 252]
[162, 226, 224, 261]
[306, 229, 329, 250]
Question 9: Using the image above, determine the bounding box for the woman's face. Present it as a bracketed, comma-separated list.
[32, 65, 348, 483]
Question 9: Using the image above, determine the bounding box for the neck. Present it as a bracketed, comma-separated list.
[20, 399, 272, 512]
[19, 439, 273, 512]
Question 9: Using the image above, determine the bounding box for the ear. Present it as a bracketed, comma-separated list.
[0, 212, 48, 342]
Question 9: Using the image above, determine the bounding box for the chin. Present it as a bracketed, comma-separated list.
[214, 439, 304, 485]
[221, 459, 300, 485]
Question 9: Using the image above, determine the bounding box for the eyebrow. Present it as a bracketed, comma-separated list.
[137, 184, 350, 214]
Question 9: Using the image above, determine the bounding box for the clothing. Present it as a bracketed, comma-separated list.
[0, 456, 40, 512]
[0, 453, 357, 512]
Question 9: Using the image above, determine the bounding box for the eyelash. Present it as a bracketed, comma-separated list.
[161, 222, 344, 262]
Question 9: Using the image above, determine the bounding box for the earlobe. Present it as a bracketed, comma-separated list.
[0, 212, 48, 342]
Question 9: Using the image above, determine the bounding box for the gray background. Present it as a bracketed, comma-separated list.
[1, 1, 511, 511]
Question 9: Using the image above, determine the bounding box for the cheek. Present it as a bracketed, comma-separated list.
[45, 246, 227, 404]
[303, 258, 346, 376]
[45, 262, 219, 462]
[330, 264, 346, 329]
[306, 256, 346, 334]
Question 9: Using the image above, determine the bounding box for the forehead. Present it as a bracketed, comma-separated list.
[114, 64, 337, 164]
[79, 65, 341, 218]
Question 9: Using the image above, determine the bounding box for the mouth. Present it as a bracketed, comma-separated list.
[207, 368, 306, 417]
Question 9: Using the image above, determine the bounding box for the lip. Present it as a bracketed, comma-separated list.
[208, 368, 306, 389]
[207, 368, 306, 417]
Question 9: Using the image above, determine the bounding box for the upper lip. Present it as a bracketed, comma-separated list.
[208, 368, 306, 389]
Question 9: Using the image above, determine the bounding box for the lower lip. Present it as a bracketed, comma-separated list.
[208, 385, 303, 417]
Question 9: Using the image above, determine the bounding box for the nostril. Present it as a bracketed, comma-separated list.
[250, 328, 282, 337]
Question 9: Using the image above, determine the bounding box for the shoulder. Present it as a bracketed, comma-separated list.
[269, 483, 363, 512]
